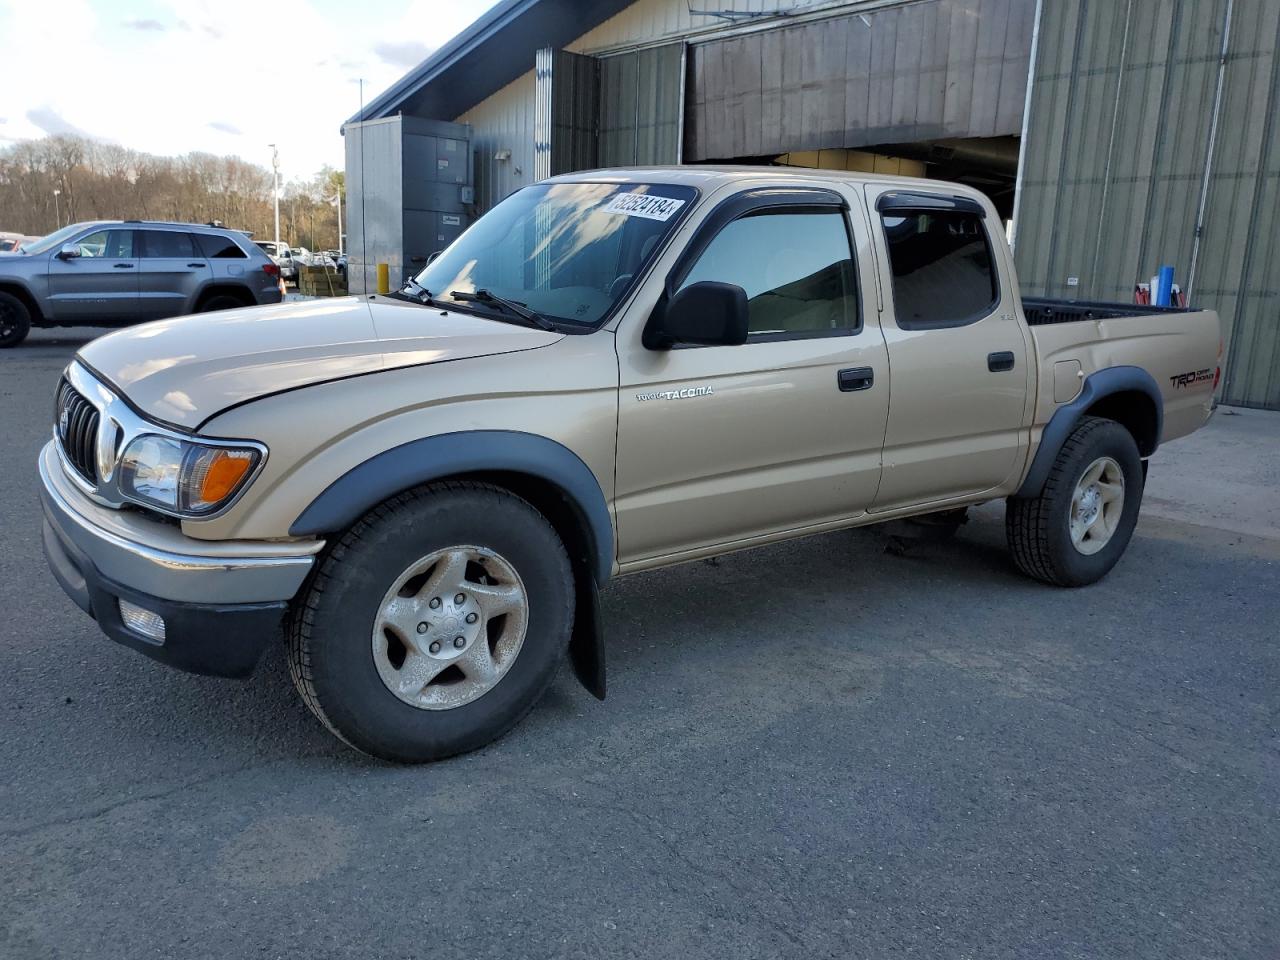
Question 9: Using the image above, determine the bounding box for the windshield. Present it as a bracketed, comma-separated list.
[21, 223, 89, 256]
[413, 182, 697, 326]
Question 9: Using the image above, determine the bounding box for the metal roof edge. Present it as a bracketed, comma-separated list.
[340, 0, 545, 131]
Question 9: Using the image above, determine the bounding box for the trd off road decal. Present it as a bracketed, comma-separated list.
[1170, 368, 1214, 389]
[636, 385, 714, 402]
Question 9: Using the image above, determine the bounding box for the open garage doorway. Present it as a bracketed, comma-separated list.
[680, 0, 1034, 224]
[712, 134, 1021, 222]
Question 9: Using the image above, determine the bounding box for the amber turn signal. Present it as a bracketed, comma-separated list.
[192, 449, 256, 509]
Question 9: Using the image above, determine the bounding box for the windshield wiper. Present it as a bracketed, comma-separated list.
[448, 289, 557, 332]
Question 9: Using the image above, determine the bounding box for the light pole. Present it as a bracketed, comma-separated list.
[328, 194, 343, 255]
[53, 188, 62, 229]
[269, 144, 280, 251]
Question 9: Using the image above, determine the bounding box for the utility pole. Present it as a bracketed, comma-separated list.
[52, 188, 62, 229]
[329, 192, 343, 254]
[269, 144, 280, 250]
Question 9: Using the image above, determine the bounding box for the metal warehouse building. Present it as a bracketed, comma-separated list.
[344, 0, 1280, 410]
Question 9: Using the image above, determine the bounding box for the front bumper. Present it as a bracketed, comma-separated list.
[39, 441, 322, 677]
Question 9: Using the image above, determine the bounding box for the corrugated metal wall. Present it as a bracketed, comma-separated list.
[456, 70, 537, 212]
[1015, 0, 1280, 409]
[550, 50, 602, 175]
[568, 0, 857, 53]
[685, 0, 1034, 161]
[599, 44, 685, 166]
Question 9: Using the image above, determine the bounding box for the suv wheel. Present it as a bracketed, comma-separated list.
[198, 293, 249, 312]
[287, 482, 574, 762]
[0, 291, 31, 348]
[1006, 416, 1144, 587]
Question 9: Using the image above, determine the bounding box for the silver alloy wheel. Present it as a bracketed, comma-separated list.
[372, 545, 529, 710]
[1069, 456, 1125, 556]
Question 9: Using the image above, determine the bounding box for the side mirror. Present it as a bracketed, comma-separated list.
[57, 243, 81, 260]
[426, 250, 444, 265]
[644, 281, 749, 349]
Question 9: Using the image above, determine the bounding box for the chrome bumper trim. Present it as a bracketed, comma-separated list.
[39, 442, 320, 605]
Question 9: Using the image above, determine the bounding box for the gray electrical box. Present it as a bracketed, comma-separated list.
[343, 115, 473, 295]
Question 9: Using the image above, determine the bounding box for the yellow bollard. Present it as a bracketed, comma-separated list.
[376, 262, 390, 295]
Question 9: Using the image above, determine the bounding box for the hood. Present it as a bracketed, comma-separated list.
[77, 296, 563, 429]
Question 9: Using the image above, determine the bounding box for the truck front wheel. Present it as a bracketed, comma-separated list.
[1006, 416, 1144, 587]
[287, 482, 574, 762]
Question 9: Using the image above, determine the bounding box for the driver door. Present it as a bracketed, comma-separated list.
[47, 227, 140, 324]
[614, 188, 889, 566]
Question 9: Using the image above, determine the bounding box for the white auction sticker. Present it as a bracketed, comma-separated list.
[602, 193, 686, 221]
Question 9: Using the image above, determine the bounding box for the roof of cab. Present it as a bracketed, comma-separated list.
[544, 165, 967, 192]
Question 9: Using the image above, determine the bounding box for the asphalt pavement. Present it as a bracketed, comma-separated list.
[2, 326, 1277, 959]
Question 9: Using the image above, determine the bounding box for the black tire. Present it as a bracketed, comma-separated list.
[1006, 416, 1144, 587]
[198, 293, 249, 313]
[287, 481, 574, 762]
[0, 291, 32, 348]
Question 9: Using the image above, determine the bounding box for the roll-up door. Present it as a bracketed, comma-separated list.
[685, 0, 1035, 162]
[598, 42, 686, 167]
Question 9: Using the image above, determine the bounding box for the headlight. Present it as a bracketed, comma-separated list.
[119, 435, 263, 517]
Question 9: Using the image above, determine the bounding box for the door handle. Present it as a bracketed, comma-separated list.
[837, 367, 875, 392]
[186, 262, 205, 268]
[112, 262, 135, 269]
[988, 351, 1016, 372]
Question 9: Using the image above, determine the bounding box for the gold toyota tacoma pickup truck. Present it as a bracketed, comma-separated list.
[39, 167, 1221, 761]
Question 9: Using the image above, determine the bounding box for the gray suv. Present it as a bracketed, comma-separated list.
[0, 221, 284, 347]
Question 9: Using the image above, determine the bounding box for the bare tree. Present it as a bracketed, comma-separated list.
[0, 134, 340, 247]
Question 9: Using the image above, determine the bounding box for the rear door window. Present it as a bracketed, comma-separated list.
[880, 209, 998, 329]
[140, 230, 196, 259]
[196, 233, 248, 259]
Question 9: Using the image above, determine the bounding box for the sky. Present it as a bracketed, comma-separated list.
[0, 0, 501, 180]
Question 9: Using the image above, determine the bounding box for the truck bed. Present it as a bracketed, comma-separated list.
[1022, 297, 1191, 327]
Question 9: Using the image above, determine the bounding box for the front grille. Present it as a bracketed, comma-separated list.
[55, 379, 100, 484]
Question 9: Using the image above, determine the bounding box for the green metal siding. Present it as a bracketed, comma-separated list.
[598, 43, 685, 167]
[1015, 0, 1280, 409]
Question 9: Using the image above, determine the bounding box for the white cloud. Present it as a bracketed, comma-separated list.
[374, 39, 435, 69]
[0, 0, 500, 180]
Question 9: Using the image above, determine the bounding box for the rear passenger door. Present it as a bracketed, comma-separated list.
[138, 230, 211, 320]
[866, 188, 1032, 512]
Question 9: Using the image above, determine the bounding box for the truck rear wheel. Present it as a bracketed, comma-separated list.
[1006, 416, 1144, 587]
[0, 291, 31, 348]
[287, 482, 574, 762]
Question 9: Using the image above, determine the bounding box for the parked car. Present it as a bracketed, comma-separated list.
[38, 168, 1221, 761]
[254, 240, 299, 280]
[0, 232, 40, 253]
[0, 220, 282, 347]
